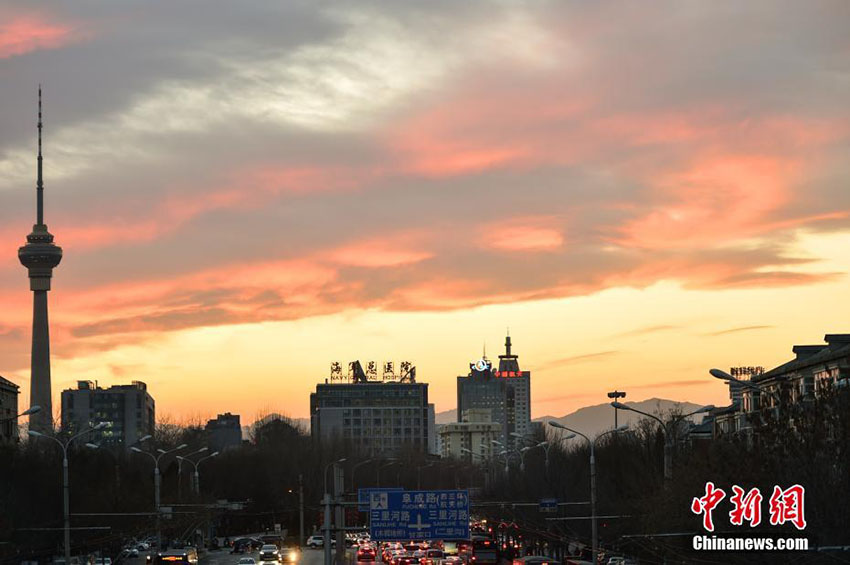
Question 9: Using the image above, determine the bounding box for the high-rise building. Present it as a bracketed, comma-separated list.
[61, 381, 155, 448]
[205, 412, 242, 452]
[456, 355, 513, 446]
[457, 334, 532, 448]
[495, 334, 532, 440]
[310, 360, 434, 455]
[0, 376, 20, 442]
[18, 89, 62, 434]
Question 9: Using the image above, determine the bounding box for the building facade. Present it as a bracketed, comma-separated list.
[712, 334, 850, 439]
[61, 380, 155, 448]
[311, 363, 434, 455]
[0, 376, 20, 442]
[457, 335, 532, 448]
[205, 412, 242, 452]
[439, 408, 501, 460]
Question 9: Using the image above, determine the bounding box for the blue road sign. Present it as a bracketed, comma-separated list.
[358, 488, 403, 511]
[539, 498, 558, 513]
[370, 490, 470, 541]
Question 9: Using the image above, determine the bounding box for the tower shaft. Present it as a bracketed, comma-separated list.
[30, 290, 52, 432]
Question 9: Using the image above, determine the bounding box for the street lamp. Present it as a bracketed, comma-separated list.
[28, 422, 107, 565]
[607, 391, 627, 428]
[131, 443, 188, 550]
[350, 459, 374, 492]
[541, 432, 576, 470]
[0, 404, 42, 423]
[549, 421, 627, 564]
[175, 447, 208, 499]
[710, 368, 781, 407]
[519, 442, 546, 472]
[376, 459, 397, 486]
[417, 462, 435, 490]
[177, 448, 215, 496]
[610, 401, 713, 484]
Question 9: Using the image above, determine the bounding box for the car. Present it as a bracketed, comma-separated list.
[258, 545, 280, 563]
[93, 559, 113, 565]
[306, 536, 323, 549]
[279, 548, 300, 563]
[238, 558, 257, 565]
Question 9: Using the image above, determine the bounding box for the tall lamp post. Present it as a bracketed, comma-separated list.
[177, 449, 217, 495]
[175, 447, 207, 500]
[610, 401, 713, 485]
[28, 422, 107, 565]
[607, 391, 626, 428]
[350, 459, 374, 492]
[323, 458, 346, 565]
[549, 422, 627, 564]
[132, 443, 188, 550]
[417, 462, 435, 490]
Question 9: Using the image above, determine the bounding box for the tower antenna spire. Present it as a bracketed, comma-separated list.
[36, 85, 44, 225]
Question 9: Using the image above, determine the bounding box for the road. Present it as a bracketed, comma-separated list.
[201, 547, 326, 565]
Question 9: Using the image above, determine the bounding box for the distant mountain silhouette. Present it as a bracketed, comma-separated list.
[270, 398, 707, 439]
[435, 398, 706, 437]
[536, 398, 705, 438]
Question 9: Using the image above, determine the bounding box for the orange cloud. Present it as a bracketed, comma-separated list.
[326, 237, 433, 268]
[618, 154, 799, 249]
[483, 219, 564, 252]
[0, 14, 81, 58]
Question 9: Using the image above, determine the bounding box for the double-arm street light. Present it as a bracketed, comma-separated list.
[132, 443, 188, 550]
[610, 401, 713, 485]
[519, 442, 547, 472]
[541, 432, 576, 470]
[28, 422, 108, 565]
[549, 421, 627, 565]
[177, 449, 218, 496]
[175, 447, 207, 499]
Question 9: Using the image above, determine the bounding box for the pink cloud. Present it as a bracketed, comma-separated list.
[618, 154, 799, 249]
[0, 14, 82, 59]
[326, 236, 434, 268]
[481, 218, 564, 252]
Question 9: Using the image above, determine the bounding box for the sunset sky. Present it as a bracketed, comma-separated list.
[1, 1, 849, 425]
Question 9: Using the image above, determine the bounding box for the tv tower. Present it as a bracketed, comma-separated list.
[18, 87, 63, 433]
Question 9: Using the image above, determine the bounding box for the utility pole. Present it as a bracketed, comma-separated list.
[334, 465, 345, 565]
[299, 474, 305, 548]
[322, 491, 332, 565]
